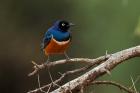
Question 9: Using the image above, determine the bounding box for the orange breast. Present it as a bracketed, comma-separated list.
[44, 37, 70, 56]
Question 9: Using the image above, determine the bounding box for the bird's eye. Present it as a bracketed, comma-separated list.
[58, 21, 70, 31]
[61, 23, 65, 26]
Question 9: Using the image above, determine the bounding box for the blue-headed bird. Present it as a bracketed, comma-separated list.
[41, 20, 74, 62]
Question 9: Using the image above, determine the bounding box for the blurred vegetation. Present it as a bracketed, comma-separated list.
[0, 0, 140, 93]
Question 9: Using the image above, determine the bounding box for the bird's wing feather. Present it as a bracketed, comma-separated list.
[41, 31, 52, 50]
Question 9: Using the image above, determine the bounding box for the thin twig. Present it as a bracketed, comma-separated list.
[130, 76, 138, 93]
[37, 74, 47, 93]
[129, 75, 140, 90]
[46, 83, 52, 93]
[47, 68, 60, 88]
[92, 81, 135, 93]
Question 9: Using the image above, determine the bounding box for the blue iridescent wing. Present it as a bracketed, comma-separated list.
[41, 31, 52, 50]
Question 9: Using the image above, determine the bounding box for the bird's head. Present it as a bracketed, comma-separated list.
[53, 20, 74, 32]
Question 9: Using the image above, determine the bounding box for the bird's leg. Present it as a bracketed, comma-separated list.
[40, 55, 50, 70]
[46, 55, 50, 63]
[64, 51, 71, 61]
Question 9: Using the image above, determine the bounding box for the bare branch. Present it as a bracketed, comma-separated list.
[28, 55, 110, 93]
[92, 81, 134, 93]
[28, 45, 140, 93]
[28, 55, 110, 76]
[50, 45, 140, 93]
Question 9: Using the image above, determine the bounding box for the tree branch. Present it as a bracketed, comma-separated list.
[28, 55, 110, 93]
[28, 45, 140, 93]
[28, 55, 110, 76]
[50, 45, 140, 93]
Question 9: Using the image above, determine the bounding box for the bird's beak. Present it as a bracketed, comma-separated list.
[69, 23, 75, 26]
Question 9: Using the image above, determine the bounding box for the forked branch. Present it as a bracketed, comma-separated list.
[28, 45, 140, 93]
[50, 45, 140, 93]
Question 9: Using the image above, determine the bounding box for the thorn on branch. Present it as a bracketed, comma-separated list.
[105, 69, 111, 75]
[80, 86, 84, 93]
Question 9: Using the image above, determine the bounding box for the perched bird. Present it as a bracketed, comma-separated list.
[41, 20, 74, 62]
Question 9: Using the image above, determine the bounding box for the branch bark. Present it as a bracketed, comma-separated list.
[28, 58, 103, 76]
[28, 55, 110, 76]
[28, 55, 110, 93]
[50, 45, 140, 93]
[28, 45, 140, 93]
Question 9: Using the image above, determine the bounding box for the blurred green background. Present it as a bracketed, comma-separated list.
[0, 0, 140, 93]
